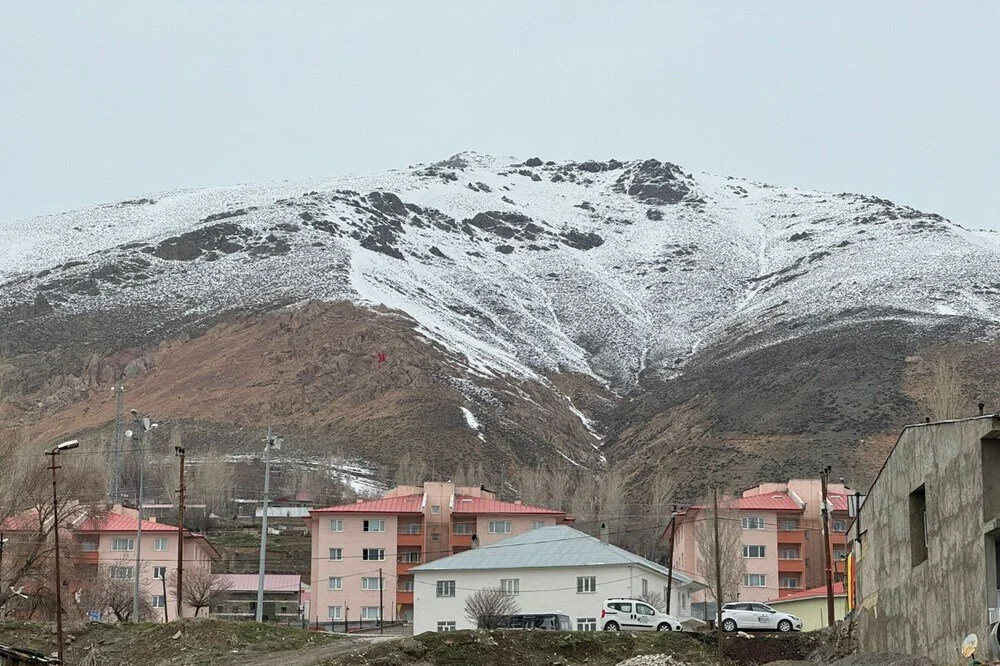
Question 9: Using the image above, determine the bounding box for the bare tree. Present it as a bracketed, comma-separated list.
[464, 587, 519, 629]
[597, 466, 628, 546]
[695, 503, 744, 605]
[928, 356, 964, 420]
[197, 447, 235, 527]
[169, 567, 232, 616]
[392, 450, 431, 487]
[640, 590, 665, 612]
[77, 562, 154, 622]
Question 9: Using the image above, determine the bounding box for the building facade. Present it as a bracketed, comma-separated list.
[766, 582, 848, 631]
[306, 481, 568, 628]
[212, 573, 302, 622]
[671, 479, 853, 603]
[74, 506, 219, 619]
[411, 525, 706, 634]
[853, 416, 1000, 661]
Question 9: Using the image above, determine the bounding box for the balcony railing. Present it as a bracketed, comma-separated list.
[397, 552, 422, 564]
[453, 524, 476, 535]
[398, 524, 422, 535]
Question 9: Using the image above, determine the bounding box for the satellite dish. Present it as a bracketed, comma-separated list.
[124, 429, 134, 439]
[960, 633, 978, 658]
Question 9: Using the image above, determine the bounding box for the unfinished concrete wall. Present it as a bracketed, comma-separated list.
[856, 416, 999, 662]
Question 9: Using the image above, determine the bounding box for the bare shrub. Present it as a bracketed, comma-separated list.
[464, 587, 519, 629]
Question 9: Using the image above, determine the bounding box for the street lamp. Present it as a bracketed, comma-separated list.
[45, 438, 79, 666]
[126, 411, 157, 622]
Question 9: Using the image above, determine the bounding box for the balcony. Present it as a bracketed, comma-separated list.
[397, 551, 421, 575]
[778, 558, 805, 573]
[776, 529, 805, 544]
[397, 527, 423, 548]
[396, 590, 413, 604]
[452, 533, 473, 550]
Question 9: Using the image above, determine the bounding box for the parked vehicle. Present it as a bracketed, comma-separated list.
[720, 602, 803, 632]
[506, 613, 572, 630]
[600, 598, 683, 631]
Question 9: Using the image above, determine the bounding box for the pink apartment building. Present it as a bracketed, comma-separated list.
[74, 505, 220, 619]
[671, 479, 853, 603]
[306, 481, 570, 626]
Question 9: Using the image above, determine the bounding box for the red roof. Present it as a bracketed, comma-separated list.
[769, 582, 845, 603]
[1, 509, 43, 531]
[77, 513, 179, 533]
[731, 492, 803, 512]
[311, 494, 424, 515]
[452, 496, 564, 515]
[828, 494, 851, 512]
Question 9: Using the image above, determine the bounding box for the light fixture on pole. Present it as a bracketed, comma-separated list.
[255, 427, 282, 623]
[45, 438, 79, 666]
[127, 411, 157, 622]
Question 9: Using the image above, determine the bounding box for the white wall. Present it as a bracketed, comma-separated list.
[413, 564, 695, 634]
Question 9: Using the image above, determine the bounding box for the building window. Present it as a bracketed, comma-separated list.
[112, 537, 135, 552]
[681, 591, 689, 609]
[151, 595, 165, 608]
[743, 545, 766, 558]
[430, 530, 440, 542]
[399, 580, 414, 592]
[431, 505, 441, 515]
[779, 547, 800, 559]
[80, 539, 99, 552]
[153, 537, 168, 552]
[577, 576, 596, 593]
[399, 523, 421, 534]
[437, 621, 456, 632]
[742, 516, 765, 530]
[363, 519, 386, 532]
[780, 576, 800, 589]
[361, 577, 385, 591]
[778, 518, 799, 531]
[744, 574, 767, 588]
[833, 549, 847, 561]
[453, 523, 475, 535]
[362, 548, 385, 561]
[436, 580, 456, 597]
[531, 521, 546, 529]
[832, 520, 847, 533]
[327, 605, 342, 620]
[153, 566, 166, 580]
[361, 607, 381, 621]
[110, 566, 134, 579]
[909, 484, 928, 566]
[641, 579, 648, 596]
[328, 548, 343, 561]
[398, 551, 421, 563]
[577, 617, 597, 631]
[488, 520, 511, 534]
[328, 577, 342, 591]
[500, 578, 519, 595]
[330, 519, 343, 532]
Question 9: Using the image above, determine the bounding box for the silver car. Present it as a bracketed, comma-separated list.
[720, 602, 803, 632]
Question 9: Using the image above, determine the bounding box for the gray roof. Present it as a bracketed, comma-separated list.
[411, 525, 703, 587]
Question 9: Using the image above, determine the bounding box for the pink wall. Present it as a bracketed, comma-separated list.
[309, 513, 400, 626]
[473, 515, 557, 547]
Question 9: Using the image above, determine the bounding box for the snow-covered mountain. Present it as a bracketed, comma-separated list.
[4, 152, 999, 388]
[3, 153, 999, 494]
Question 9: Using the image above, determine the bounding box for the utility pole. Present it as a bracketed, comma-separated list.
[379, 567, 384, 634]
[129, 411, 157, 622]
[0, 531, 6, 593]
[45, 439, 80, 666]
[713, 489, 723, 666]
[821, 466, 835, 626]
[161, 576, 169, 623]
[665, 504, 677, 614]
[256, 426, 281, 622]
[175, 445, 186, 620]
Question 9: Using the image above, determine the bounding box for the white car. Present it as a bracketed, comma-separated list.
[720, 602, 803, 633]
[600, 598, 683, 632]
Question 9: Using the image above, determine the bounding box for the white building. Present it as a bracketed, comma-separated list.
[411, 525, 706, 634]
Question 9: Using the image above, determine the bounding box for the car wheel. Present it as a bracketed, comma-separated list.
[656, 623, 670, 631]
[778, 620, 792, 632]
[604, 621, 620, 631]
[721, 619, 737, 632]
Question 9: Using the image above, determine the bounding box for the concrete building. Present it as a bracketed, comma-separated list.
[672, 479, 853, 603]
[852, 415, 1000, 661]
[766, 582, 848, 631]
[306, 481, 569, 628]
[75, 506, 219, 619]
[411, 525, 706, 634]
[212, 573, 302, 622]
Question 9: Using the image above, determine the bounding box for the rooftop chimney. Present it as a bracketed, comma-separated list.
[356, 498, 364, 503]
[979, 402, 985, 415]
[513, 499, 522, 505]
[599, 522, 609, 544]
[471, 534, 479, 549]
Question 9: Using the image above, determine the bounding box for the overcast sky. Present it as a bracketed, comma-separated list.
[2, 2, 998, 229]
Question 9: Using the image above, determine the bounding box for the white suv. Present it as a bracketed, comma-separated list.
[720, 602, 803, 632]
[600, 598, 683, 632]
